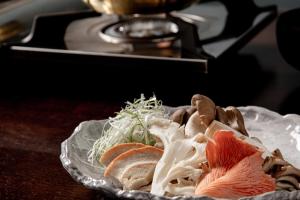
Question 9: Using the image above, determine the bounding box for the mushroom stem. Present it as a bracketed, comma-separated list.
[225, 106, 248, 136]
[191, 94, 216, 127]
[185, 112, 207, 137]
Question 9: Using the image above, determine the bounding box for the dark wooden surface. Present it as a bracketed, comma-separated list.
[1, 6, 300, 200]
[0, 98, 121, 200]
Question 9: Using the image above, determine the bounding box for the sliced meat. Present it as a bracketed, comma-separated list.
[104, 146, 163, 179]
[121, 162, 156, 190]
[100, 143, 145, 166]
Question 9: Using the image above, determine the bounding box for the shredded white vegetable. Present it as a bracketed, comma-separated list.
[87, 95, 166, 164]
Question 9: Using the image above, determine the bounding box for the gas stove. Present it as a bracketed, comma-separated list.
[1, 0, 276, 73]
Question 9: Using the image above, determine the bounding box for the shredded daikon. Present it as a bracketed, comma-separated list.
[87, 95, 166, 164]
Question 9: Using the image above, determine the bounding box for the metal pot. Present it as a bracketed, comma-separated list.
[83, 0, 198, 15]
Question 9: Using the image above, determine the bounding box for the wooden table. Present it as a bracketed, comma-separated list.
[1, 6, 300, 200]
[0, 98, 121, 199]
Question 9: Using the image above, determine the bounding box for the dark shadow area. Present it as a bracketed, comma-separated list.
[277, 8, 300, 70]
[279, 86, 300, 115]
[0, 52, 274, 109]
[0, 0, 277, 109]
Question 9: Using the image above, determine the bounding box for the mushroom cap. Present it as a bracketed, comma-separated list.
[196, 152, 276, 198]
[170, 108, 188, 125]
[215, 106, 229, 125]
[170, 107, 197, 125]
[205, 120, 243, 139]
[191, 94, 216, 126]
[224, 106, 248, 136]
[205, 120, 270, 158]
[100, 143, 145, 166]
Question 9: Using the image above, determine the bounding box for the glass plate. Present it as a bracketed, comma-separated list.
[60, 106, 300, 200]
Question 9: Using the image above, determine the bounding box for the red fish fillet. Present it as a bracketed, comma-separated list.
[195, 130, 275, 199]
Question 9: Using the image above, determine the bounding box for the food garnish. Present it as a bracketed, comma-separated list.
[88, 95, 165, 164]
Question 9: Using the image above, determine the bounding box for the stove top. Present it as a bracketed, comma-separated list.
[1, 0, 276, 73]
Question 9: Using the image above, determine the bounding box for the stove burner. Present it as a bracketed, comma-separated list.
[99, 17, 179, 44]
[60, 0, 276, 61]
[3, 0, 277, 75]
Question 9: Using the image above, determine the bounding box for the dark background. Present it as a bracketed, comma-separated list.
[0, 0, 299, 115]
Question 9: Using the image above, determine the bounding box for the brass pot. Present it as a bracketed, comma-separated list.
[83, 0, 198, 15]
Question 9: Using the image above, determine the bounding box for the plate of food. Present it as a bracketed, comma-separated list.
[60, 94, 300, 199]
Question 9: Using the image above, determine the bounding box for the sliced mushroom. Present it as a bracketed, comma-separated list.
[224, 106, 248, 136]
